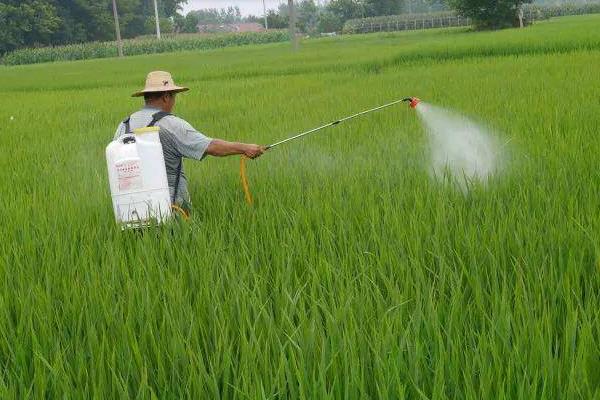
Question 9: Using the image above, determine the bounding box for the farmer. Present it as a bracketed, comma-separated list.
[114, 71, 265, 217]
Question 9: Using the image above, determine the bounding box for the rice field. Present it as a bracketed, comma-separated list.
[0, 15, 599, 399]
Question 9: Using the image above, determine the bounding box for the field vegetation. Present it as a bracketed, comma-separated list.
[0, 15, 598, 398]
[1, 31, 289, 66]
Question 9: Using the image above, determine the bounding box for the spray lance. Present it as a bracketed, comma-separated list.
[266, 97, 421, 150]
[240, 97, 421, 204]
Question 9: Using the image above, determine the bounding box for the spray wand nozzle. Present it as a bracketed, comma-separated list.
[266, 97, 421, 150]
[402, 97, 421, 109]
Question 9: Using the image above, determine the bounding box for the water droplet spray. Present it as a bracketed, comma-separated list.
[409, 99, 504, 190]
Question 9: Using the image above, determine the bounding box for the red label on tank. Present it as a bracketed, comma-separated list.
[117, 160, 142, 191]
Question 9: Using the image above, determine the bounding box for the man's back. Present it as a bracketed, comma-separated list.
[114, 106, 212, 208]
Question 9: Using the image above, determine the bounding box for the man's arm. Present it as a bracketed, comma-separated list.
[165, 116, 266, 160]
[206, 139, 266, 159]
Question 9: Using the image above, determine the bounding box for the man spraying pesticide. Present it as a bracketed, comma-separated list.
[107, 86, 450, 228]
[107, 71, 265, 228]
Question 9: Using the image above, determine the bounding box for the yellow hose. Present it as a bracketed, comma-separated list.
[171, 204, 190, 221]
[240, 156, 253, 205]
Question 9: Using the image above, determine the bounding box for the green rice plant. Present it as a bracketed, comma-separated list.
[0, 14, 598, 399]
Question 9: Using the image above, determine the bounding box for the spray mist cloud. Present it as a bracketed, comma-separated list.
[415, 102, 504, 190]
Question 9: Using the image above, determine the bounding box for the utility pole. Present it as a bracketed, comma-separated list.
[112, 0, 124, 57]
[518, 4, 524, 28]
[263, 0, 269, 30]
[288, 0, 298, 50]
[153, 0, 161, 39]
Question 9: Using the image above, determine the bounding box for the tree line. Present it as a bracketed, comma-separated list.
[182, 0, 447, 35]
[0, 0, 535, 55]
[187, 0, 531, 34]
[0, 0, 186, 54]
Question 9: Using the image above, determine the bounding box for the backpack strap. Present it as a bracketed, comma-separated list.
[123, 117, 131, 134]
[147, 111, 171, 127]
[123, 111, 170, 133]
[146, 112, 181, 205]
[171, 159, 183, 205]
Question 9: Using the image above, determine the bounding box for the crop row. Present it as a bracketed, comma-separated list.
[1, 31, 289, 66]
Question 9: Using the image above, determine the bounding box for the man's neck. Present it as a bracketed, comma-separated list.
[145, 103, 166, 112]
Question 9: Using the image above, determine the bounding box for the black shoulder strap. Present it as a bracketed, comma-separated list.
[123, 111, 170, 133]
[172, 160, 183, 205]
[123, 117, 131, 134]
[146, 112, 181, 205]
[147, 111, 171, 128]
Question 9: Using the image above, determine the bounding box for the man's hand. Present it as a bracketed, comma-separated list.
[243, 144, 267, 159]
[206, 140, 267, 158]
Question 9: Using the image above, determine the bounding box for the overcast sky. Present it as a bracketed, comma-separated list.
[181, 0, 286, 16]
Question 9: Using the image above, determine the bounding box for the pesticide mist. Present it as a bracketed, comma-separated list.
[416, 103, 504, 190]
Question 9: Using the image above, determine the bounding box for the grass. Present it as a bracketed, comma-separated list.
[0, 15, 599, 399]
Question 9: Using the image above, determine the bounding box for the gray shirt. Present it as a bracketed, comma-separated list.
[114, 106, 212, 206]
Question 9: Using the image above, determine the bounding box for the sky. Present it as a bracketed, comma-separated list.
[181, 0, 287, 16]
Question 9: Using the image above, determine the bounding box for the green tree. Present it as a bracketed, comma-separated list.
[49, 0, 186, 42]
[181, 6, 244, 33]
[144, 16, 175, 35]
[0, 0, 60, 53]
[363, 0, 404, 16]
[0, 0, 187, 53]
[221, 6, 243, 23]
[157, 0, 185, 16]
[50, 0, 114, 44]
[115, 0, 179, 38]
[173, 12, 185, 32]
[326, 0, 365, 21]
[297, 0, 319, 34]
[407, 0, 447, 13]
[317, 10, 342, 32]
[445, 0, 532, 29]
[183, 12, 199, 33]
[266, 8, 289, 29]
[244, 14, 263, 24]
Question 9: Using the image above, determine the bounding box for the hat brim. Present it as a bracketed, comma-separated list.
[131, 86, 189, 97]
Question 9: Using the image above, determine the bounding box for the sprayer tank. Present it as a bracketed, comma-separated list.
[106, 127, 172, 228]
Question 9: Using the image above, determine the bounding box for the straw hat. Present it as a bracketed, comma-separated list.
[132, 71, 189, 97]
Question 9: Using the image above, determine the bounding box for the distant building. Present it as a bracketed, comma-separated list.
[196, 23, 265, 34]
[235, 23, 266, 33]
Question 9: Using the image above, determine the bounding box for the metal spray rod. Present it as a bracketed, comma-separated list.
[266, 97, 420, 150]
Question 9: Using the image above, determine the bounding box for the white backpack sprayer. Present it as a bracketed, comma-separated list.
[106, 113, 175, 229]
